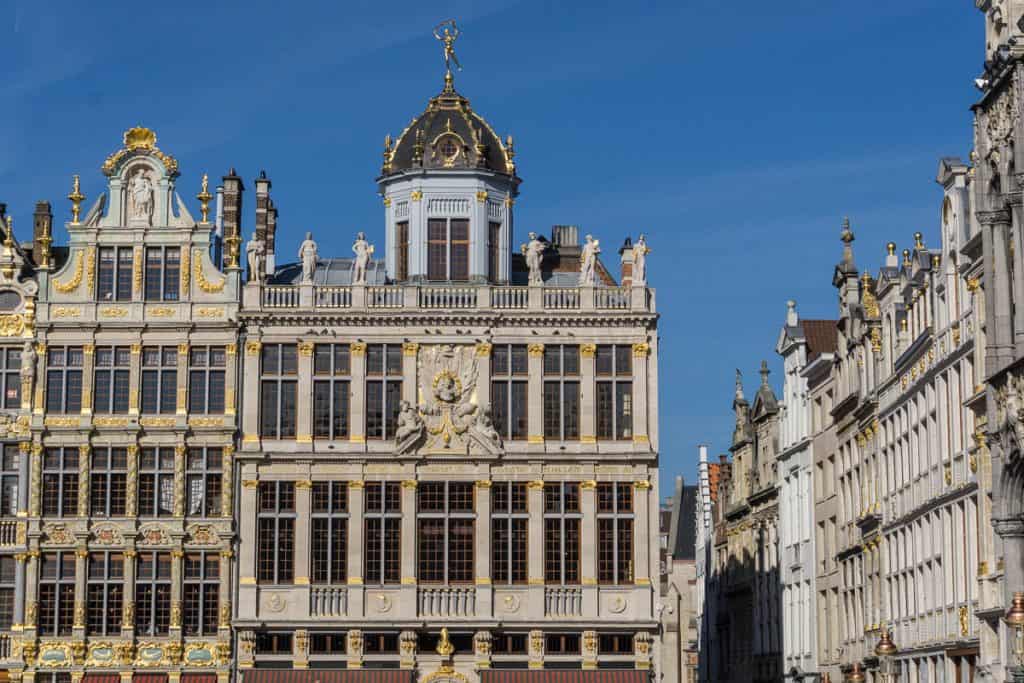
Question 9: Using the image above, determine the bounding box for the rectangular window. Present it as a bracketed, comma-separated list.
[427, 218, 471, 281]
[0, 556, 15, 629]
[0, 445, 18, 516]
[543, 345, 580, 441]
[417, 481, 475, 584]
[396, 221, 409, 282]
[93, 346, 131, 414]
[90, 447, 127, 517]
[87, 552, 123, 636]
[488, 221, 501, 283]
[136, 551, 172, 636]
[365, 481, 401, 585]
[492, 633, 528, 655]
[257, 482, 295, 584]
[188, 346, 226, 414]
[366, 344, 402, 439]
[138, 447, 175, 518]
[450, 218, 469, 281]
[544, 482, 581, 584]
[597, 482, 634, 584]
[186, 447, 222, 518]
[311, 482, 348, 584]
[428, 219, 448, 281]
[45, 346, 83, 414]
[596, 345, 633, 440]
[98, 246, 133, 301]
[491, 344, 528, 440]
[491, 482, 528, 584]
[256, 633, 293, 655]
[141, 347, 178, 415]
[313, 344, 351, 440]
[42, 448, 79, 517]
[144, 246, 180, 302]
[38, 552, 76, 636]
[260, 344, 297, 438]
[0, 347, 21, 410]
[546, 634, 581, 655]
[183, 551, 219, 636]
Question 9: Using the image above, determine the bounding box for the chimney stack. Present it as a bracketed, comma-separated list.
[619, 237, 634, 287]
[254, 170, 270, 244]
[786, 300, 798, 327]
[221, 169, 244, 269]
[266, 199, 278, 274]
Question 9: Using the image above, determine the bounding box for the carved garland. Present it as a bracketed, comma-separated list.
[52, 251, 83, 293]
[193, 249, 225, 293]
[180, 249, 190, 298]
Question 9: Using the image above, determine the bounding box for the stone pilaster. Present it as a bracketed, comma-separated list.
[633, 480, 652, 585]
[399, 630, 417, 669]
[350, 343, 367, 445]
[237, 470, 259, 618]
[527, 344, 544, 445]
[631, 343, 650, 446]
[24, 550, 38, 631]
[80, 344, 94, 416]
[293, 629, 309, 669]
[527, 480, 544, 619]
[219, 549, 233, 633]
[169, 548, 183, 634]
[581, 479, 598, 618]
[582, 630, 598, 669]
[475, 480, 492, 614]
[528, 629, 544, 669]
[294, 478, 312, 586]
[77, 445, 89, 517]
[73, 546, 87, 632]
[348, 480, 365, 586]
[580, 344, 597, 444]
[224, 343, 238, 417]
[347, 629, 364, 669]
[12, 552, 25, 629]
[474, 630, 493, 669]
[17, 442, 29, 515]
[400, 480, 417, 619]
[402, 343, 419, 405]
[32, 342, 45, 416]
[296, 342, 314, 444]
[240, 341, 261, 446]
[129, 343, 141, 416]
[176, 343, 189, 415]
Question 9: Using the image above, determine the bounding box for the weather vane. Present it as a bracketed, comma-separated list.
[434, 19, 461, 89]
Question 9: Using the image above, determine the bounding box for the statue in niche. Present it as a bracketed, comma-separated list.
[298, 232, 318, 283]
[128, 168, 154, 223]
[521, 232, 545, 285]
[246, 234, 266, 284]
[351, 232, 374, 285]
[579, 234, 601, 286]
[633, 234, 650, 285]
[21, 342, 35, 383]
[394, 400, 426, 455]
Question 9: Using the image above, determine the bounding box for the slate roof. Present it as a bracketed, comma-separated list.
[269, 258, 389, 286]
[672, 485, 698, 562]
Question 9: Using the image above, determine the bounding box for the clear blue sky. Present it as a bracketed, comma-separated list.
[1, 1, 981, 485]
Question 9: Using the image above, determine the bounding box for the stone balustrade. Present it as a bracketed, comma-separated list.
[417, 586, 476, 617]
[310, 585, 348, 617]
[544, 586, 583, 617]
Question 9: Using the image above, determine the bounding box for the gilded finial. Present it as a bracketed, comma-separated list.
[3, 216, 12, 249]
[902, 249, 911, 267]
[900, 317, 908, 332]
[433, 20, 462, 93]
[861, 270, 871, 284]
[914, 232, 924, 249]
[505, 134, 516, 174]
[886, 242, 896, 256]
[196, 173, 212, 223]
[437, 627, 454, 657]
[931, 253, 940, 269]
[382, 135, 394, 175]
[68, 174, 85, 225]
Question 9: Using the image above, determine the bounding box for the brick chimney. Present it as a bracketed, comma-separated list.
[221, 169, 244, 268]
[266, 199, 278, 274]
[619, 237, 634, 287]
[33, 201, 53, 266]
[254, 170, 270, 244]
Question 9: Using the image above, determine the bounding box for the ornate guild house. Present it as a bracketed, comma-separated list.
[1, 23, 663, 683]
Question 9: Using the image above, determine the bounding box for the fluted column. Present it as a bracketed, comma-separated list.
[350, 343, 367, 446]
[296, 343, 314, 444]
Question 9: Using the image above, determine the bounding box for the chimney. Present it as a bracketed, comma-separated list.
[254, 170, 270, 244]
[786, 300, 798, 327]
[33, 201, 53, 266]
[550, 225, 579, 248]
[619, 237, 634, 287]
[221, 169, 244, 268]
[266, 199, 278, 274]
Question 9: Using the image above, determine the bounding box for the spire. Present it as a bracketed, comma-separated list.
[839, 216, 856, 272]
[759, 360, 770, 386]
[735, 369, 745, 400]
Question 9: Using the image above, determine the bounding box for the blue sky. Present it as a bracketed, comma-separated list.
[1, 1, 981, 485]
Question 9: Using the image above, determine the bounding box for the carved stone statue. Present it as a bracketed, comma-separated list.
[352, 232, 374, 285]
[246, 234, 266, 284]
[633, 233, 650, 285]
[474, 405, 502, 450]
[128, 168, 154, 224]
[298, 232, 318, 283]
[21, 342, 35, 381]
[580, 234, 601, 286]
[394, 400, 426, 454]
[521, 232, 544, 285]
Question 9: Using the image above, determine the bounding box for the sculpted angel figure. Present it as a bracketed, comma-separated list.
[298, 232, 318, 283]
[394, 400, 425, 445]
[433, 20, 462, 72]
[352, 231, 374, 285]
[246, 234, 266, 284]
[580, 234, 601, 286]
[522, 232, 545, 285]
[633, 233, 650, 285]
[129, 168, 154, 222]
[475, 405, 502, 448]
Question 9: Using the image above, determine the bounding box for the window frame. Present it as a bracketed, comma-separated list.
[144, 245, 181, 302]
[257, 481, 295, 585]
[141, 346, 178, 415]
[364, 481, 402, 585]
[491, 482, 528, 585]
[313, 344, 351, 440]
[596, 482, 635, 585]
[0, 444, 18, 517]
[491, 344, 528, 441]
[186, 447, 222, 518]
[42, 448, 79, 518]
[45, 346, 83, 414]
[543, 345, 581, 441]
[416, 481, 475, 585]
[0, 556, 15, 629]
[86, 551, 124, 636]
[89, 447, 128, 518]
[543, 482, 582, 585]
[135, 551, 172, 636]
[38, 551, 76, 636]
[365, 344, 402, 440]
[259, 344, 298, 439]
[311, 481, 348, 585]
[188, 346, 226, 415]
[426, 217, 470, 282]
[93, 346, 131, 414]
[183, 551, 219, 636]
[395, 221, 409, 282]
[97, 245, 134, 302]
[596, 345, 633, 441]
[138, 447, 176, 518]
[0, 347, 21, 410]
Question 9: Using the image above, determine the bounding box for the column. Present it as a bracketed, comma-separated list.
[633, 479, 652, 588]
[24, 550, 38, 632]
[73, 545, 87, 633]
[225, 343, 238, 418]
[1011, 197, 1024, 351]
[475, 480, 492, 616]
[170, 547, 184, 634]
[580, 480, 598, 618]
[349, 343, 367, 445]
[475, 343, 492, 406]
[402, 343, 419, 405]
[17, 442, 29, 516]
[125, 445, 138, 517]
[221, 445, 234, 519]
[77, 445, 89, 517]
[986, 212, 1014, 362]
[29, 444, 41, 517]
[241, 341, 261, 447]
[527, 344, 544, 445]
[32, 342, 45, 416]
[472, 188, 489, 280]
[399, 480, 417, 619]
[237, 467, 259, 619]
[580, 345, 596, 444]
[218, 549, 233, 633]
[526, 480, 544, 620]
[129, 343, 141, 416]
[347, 480, 364, 616]
[13, 553, 25, 629]
[631, 343, 650, 447]
[296, 342, 314, 444]
[80, 344, 94, 416]
[294, 479, 312, 585]
[176, 343, 189, 417]
[173, 445, 185, 517]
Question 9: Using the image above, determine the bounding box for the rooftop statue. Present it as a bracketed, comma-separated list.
[633, 233, 650, 285]
[522, 232, 544, 285]
[580, 233, 601, 286]
[352, 231, 374, 285]
[298, 232, 318, 284]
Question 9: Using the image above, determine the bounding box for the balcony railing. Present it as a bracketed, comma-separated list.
[0, 521, 20, 547]
[418, 587, 476, 617]
[246, 283, 655, 314]
[310, 585, 348, 617]
[545, 587, 583, 617]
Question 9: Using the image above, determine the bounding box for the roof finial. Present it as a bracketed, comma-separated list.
[840, 216, 855, 268]
[735, 369, 744, 400]
[914, 231, 924, 249]
[434, 20, 462, 93]
[760, 360, 770, 386]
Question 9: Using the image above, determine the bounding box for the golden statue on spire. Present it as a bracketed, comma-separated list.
[434, 19, 461, 90]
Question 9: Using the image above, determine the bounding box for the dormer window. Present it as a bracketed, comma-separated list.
[427, 218, 469, 281]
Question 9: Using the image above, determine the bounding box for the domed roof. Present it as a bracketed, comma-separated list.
[382, 79, 516, 178]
